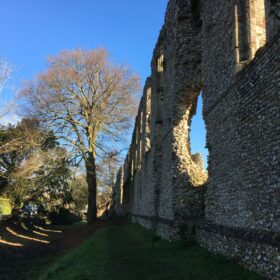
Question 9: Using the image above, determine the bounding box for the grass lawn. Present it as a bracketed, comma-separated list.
[37, 224, 263, 280]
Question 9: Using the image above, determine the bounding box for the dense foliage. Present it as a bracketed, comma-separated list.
[0, 119, 88, 219]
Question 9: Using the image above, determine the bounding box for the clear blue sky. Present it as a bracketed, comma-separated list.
[0, 0, 208, 167]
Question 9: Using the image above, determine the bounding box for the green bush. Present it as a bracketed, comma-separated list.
[0, 197, 12, 215]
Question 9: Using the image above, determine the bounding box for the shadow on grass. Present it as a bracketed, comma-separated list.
[37, 224, 264, 280]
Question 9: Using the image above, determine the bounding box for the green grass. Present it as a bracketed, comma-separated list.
[38, 224, 263, 280]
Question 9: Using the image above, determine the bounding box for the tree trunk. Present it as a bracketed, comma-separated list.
[86, 152, 97, 224]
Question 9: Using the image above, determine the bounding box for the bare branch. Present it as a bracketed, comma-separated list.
[19, 48, 140, 222]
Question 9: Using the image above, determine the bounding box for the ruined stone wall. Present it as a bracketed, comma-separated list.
[131, 83, 156, 229]
[201, 34, 280, 279]
[113, 0, 207, 238]
[112, 0, 280, 278]
[198, 1, 280, 278]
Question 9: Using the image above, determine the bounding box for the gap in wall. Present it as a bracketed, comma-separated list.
[189, 93, 208, 170]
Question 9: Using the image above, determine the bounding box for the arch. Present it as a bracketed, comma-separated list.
[234, 0, 266, 65]
[248, 0, 266, 57]
[190, 0, 202, 27]
[157, 54, 164, 73]
[145, 87, 152, 153]
[234, 0, 250, 63]
[189, 94, 208, 171]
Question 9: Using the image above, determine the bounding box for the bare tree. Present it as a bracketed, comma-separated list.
[0, 58, 13, 120]
[96, 151, 120, 211]
[0, 58, 12, 93]
[20, 49, 139, 223]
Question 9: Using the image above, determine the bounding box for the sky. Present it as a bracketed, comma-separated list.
[0, 0, 208, 167]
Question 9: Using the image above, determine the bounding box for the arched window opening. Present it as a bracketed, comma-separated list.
[136, 111, 143, 169]
[234, 1, 249, 63]
[248, 0, 266, 57]
[131, 147, 135, 176]
[234, 0, 266, 66]
[156, 52, 164, 123]
[134, 126, 139, 171]
[191, 0, 202, 27]
[154, 50, 164, 169]
[120, 168, 124, 205]
[189, 93, 208, 171]
[157, 54, 164, 73]
[265, 0, 280, 41]
[145, 87, 152, 153]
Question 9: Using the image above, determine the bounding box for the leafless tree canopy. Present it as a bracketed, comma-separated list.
[21, 48, 139, 161]
[20, 48, 140, 223]
[0, 58, 12, 93]
[0, 58, 13, 120]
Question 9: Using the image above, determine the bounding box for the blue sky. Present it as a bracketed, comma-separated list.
[0, 0, 168, 84]
[0, 0, 208, 167]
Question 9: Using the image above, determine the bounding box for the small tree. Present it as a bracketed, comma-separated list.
[10, 147, 71, 211]
[0, 119, 57, 193]
[69, 173, 88, 213]
[96, 151, 120, 210]
[20, 49, 139, 223]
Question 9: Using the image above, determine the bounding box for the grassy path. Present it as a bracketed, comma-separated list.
[37, 224, 263, 280]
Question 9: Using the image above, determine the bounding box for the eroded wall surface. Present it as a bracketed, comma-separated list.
[112, 0, 280, 278]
